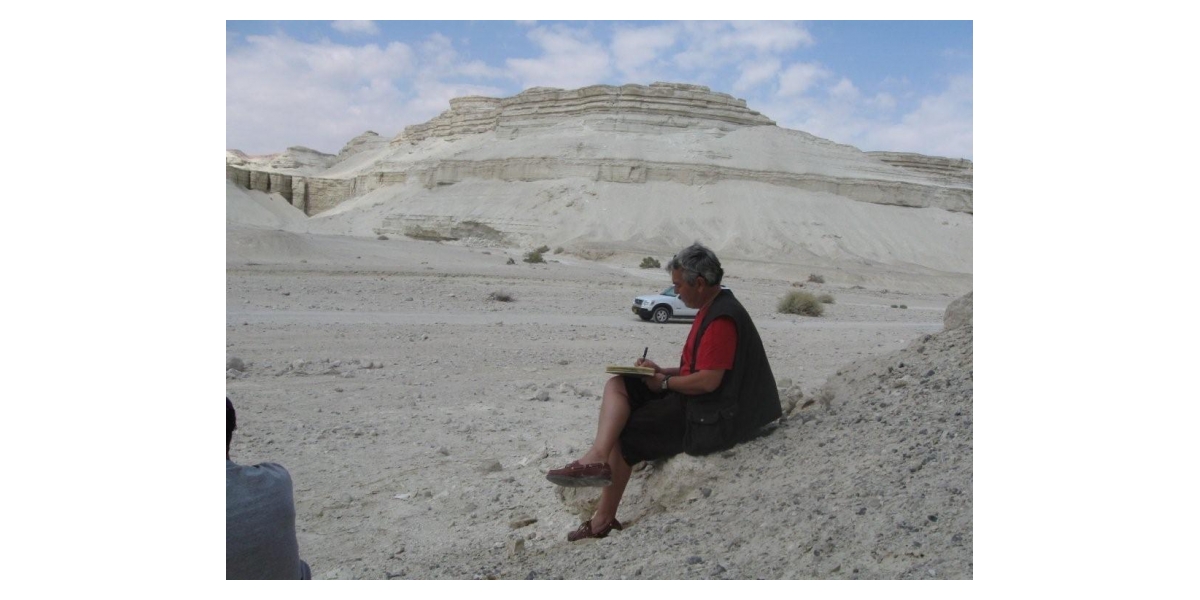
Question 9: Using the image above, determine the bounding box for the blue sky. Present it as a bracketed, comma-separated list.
[227, 21, 972, 159]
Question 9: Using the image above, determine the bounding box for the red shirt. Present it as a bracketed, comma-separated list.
[679, 302, 737, 376]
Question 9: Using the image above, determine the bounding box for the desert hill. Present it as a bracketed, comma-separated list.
[226, 82, 971, 294]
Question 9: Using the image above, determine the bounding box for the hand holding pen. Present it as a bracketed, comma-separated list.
[635, 346, 661, 373]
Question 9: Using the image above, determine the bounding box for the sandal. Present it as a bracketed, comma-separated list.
[567, 518, 623, 542]
[546, 461, 612, 487]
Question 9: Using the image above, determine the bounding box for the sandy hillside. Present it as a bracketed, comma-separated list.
[228, 84, 971, 297]
[226, 180, 972, 578]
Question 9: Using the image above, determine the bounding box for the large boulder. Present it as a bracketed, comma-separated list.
[944, 291, 973, 330]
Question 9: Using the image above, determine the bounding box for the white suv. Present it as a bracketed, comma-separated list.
[632, 286, 691, 323]
[631, 285, 728, 323]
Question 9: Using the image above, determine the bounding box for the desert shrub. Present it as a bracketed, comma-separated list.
[817, 293, 835, 304]
[405, 226, 454, 242]
[575, 249, 615, 261]
[488, 290, 515, 302]
[890, 304, 898, 308]
[377, 234, 389, 241]
[791, 282, 804, 288]
[452, 221, 504, 243]
[506, 257, 516, 265]
[553, 247, 564, 254]
[899, 304, 908, 309]
[523, 250, 545, 264]
[777, 291, 824, 317]
[535, 245, 551, 254]
[807, 273, 825, 284]
[639, 256, 661, 269]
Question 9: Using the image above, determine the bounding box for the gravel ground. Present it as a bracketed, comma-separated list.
[226, 228, 972, 579]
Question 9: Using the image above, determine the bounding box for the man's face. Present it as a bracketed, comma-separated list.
[671, 268, 705, 308]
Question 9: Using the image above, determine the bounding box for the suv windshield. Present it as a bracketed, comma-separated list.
[661, 286, 676, 296]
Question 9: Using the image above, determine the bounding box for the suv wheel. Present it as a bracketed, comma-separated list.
[652, 306, 672, 323]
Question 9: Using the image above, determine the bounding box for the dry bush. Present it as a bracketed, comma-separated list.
[506, 257, 516, 265]
[807, 273, 825, 284]
[777, 291, 824, 317]
[452, 221, 504, 243]
[553, 247, 564, 254]
[523, 250, 545, 264]
[535, 245, 551, 254]
[639, 256, 661, 269]
[791, 282, 804, 288]
[488, 290, 515, 302]
[404, 226, 455, 242]
[818, 293, 835, 304]
[574, 249, 615, 261]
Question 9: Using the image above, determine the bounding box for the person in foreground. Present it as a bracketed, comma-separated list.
[546, 243, 782, 541]
[227, 398, 311, 579]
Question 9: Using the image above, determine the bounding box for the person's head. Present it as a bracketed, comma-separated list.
[227, 398, 237, 455]
[666, 242, 724, 308]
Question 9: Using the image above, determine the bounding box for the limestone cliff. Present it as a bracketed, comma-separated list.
[866, 152, 973, 187]
[227, 82, 972, 220]
[395, 82, 775, 143]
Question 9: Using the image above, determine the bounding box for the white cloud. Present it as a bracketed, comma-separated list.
[226, 33, 434, 154]
[506, 25, 611, 89]
[864, 75, 973, 158]
[406, 80, 508, 117]
[228, 28, 553, 154]
[733, 58, 781, 94]
[674, 21, 813, 71]
[869, 92, 896, 111]
[763, 73, 972, 159]
[412, 33, 506, 81]
[829, 77, 859, 101]
[331, 21, 380, 36]
[612, 24, 678, 82]
[420, 32, 458, 70]
[777, 62, 829, 97]
[725, 20, 815, 53]
[457, 60, 507, 80]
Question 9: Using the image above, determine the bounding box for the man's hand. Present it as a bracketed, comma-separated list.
[642, 370, 726, 395]
[635, 357, 661, 373]
[642, 371, 666, 389]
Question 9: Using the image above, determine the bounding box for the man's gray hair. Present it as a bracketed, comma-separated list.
[666, 242, 724, 286]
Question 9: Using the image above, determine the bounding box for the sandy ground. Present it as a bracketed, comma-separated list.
[226, 224, 971, 579]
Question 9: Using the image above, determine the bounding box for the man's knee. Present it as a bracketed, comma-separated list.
[604, 375, 630, 397]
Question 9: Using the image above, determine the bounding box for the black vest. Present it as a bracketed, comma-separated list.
[682, 289, 782, 455]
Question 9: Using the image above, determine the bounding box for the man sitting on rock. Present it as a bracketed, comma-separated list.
[227, 398, 312, 579]
[546, 242, 782, 541]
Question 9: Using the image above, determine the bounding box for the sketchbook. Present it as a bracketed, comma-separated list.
[604, 365, 656, 376]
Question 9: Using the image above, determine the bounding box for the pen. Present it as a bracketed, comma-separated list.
[642, 347, 648, 361]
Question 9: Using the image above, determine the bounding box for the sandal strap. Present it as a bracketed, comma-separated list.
[569, 517, 624, 541]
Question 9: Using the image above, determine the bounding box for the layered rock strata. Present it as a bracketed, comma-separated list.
[867, 152, 973, 187]
[397, 82, 774, 143]
[226, 82, 972, 218]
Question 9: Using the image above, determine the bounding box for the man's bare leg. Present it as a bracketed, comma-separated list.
[576, 376, 632, 466]
[589, 445, 632, 530]
[554, 376, 637, 530]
